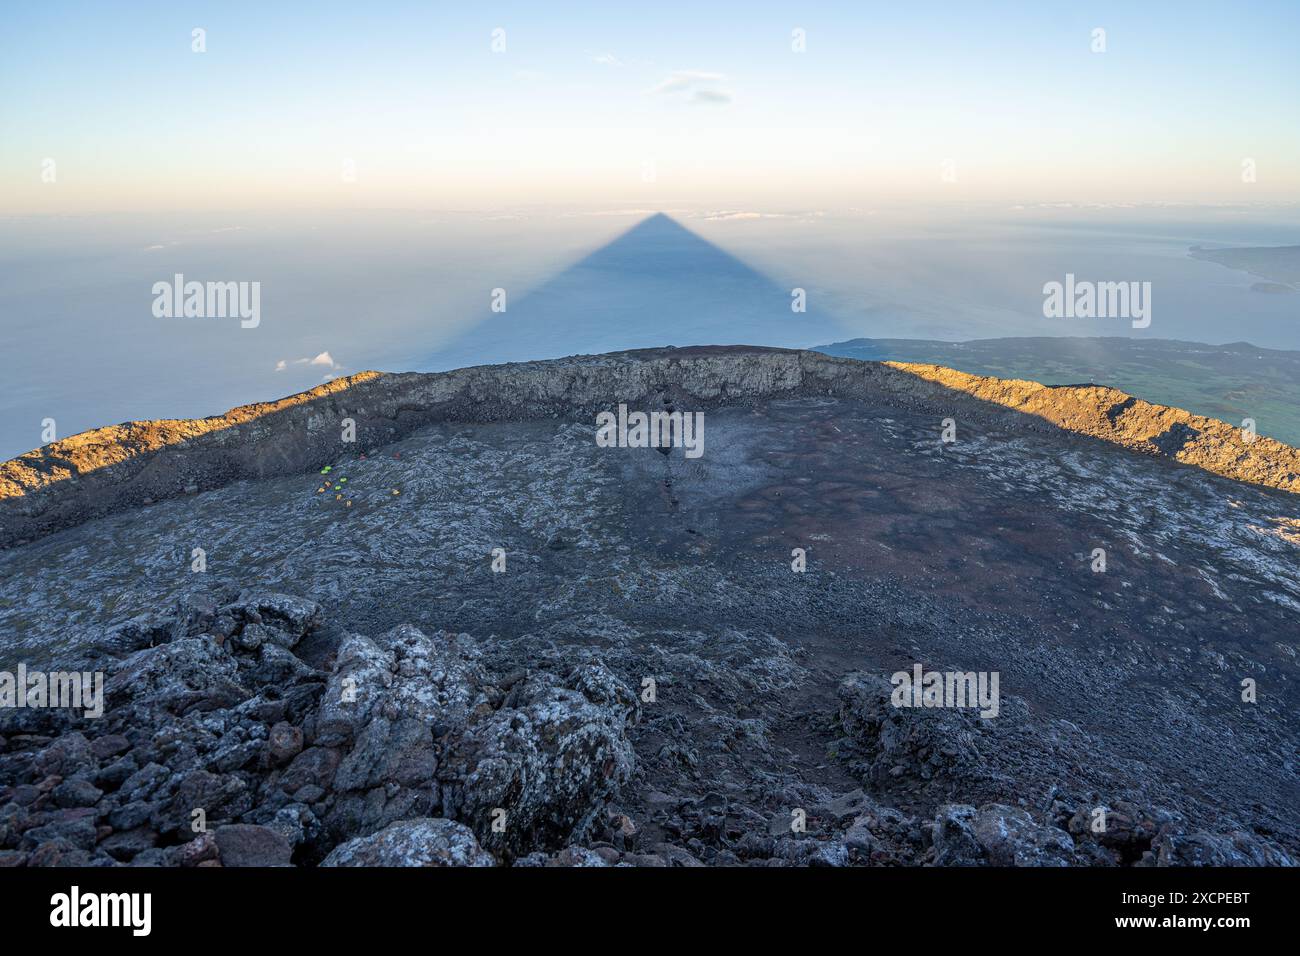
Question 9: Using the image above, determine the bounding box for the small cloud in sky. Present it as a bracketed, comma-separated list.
[651, 70, 732, 105]
[690, 89, 731, 105]
[276, 351, 342, 373]
[652, 70, 723, 93]
[589, 52, 623, 66]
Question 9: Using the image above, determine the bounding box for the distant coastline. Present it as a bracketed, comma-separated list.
[1189, 244, 1300, 293]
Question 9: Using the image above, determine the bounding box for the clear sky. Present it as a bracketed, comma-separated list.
[2, 0, 1298, 212]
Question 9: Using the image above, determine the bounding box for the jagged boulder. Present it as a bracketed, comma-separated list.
[971, 804, 1074, 866]
[220, 592, 324, 650]
[1140, 828, 1295, 867]
[321, 817, 493, 867]
[930, 804, 984, 865]
[930, 803, 1078, 866]
[318, 625, 487, 838]
[438, 664, 638, 860]
[105, 638, 249, 714]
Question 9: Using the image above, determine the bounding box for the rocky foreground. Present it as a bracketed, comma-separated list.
[1, 347, 1298, 866]
[1, 588, 1291, 868]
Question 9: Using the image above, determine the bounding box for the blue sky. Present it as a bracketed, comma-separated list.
[3, 1, 1298, 211]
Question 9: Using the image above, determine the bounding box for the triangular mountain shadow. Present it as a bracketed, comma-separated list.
[423, 213, 846, 369]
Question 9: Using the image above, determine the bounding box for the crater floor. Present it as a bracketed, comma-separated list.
[2, 386, 1297, 864]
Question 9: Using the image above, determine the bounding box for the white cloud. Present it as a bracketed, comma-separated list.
[275, 351, 341, 373]
[651, 71, 732, 105]
[589, 52, 623, 67]
[690, 89, 731, 105]
[652, 70, 724, 94]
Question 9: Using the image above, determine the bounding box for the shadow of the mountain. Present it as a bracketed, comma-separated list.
[424, 213, 846, 369]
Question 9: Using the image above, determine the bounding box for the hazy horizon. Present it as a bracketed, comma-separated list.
[2, 202, 1299, 458]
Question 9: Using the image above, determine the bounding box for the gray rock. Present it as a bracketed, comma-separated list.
[931, 804, 983, 866]
[89, 734, 131, 760]
[279, 747, 340, 793]
[27, 839, 92, 867]
[32, 733, 94, 778]
[24, 815, 98, 852]
[108, 801, 156, 831]
[439, 667, 637, 860]
[52, 778, 103, 808]
[171, 593, 219, 642]
[223, 592, 323, 648]
[89, 614, 170, 659]
[99, 826, 158, 862]
[243, 643, 319, 687]
[162, 770, 248, 834]
[972, 804, 1075, 867]
[97, 757, 138, 792]
[214, 823, 293, 867]
[267, 722, 304, 765]
[1143, 828, 1295, 867]
[105, 638, 249, 713]
[320, 818, 494, 867]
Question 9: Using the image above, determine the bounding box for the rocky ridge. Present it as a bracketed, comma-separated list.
[2, 347, 1296, 550]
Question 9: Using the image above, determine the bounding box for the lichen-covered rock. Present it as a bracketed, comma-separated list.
[438, 667, 637, 860]
[320, 817, 494, 867]
[316, 625, 484, 747]
[320, 626, 486, 838]
[105, 638, 249, 713]
[931, 804, 983, 866]
[88, 613, 171, 661]
[31, 732, 94, 778]
[220, 592, 324, 649]
[972, 804, 1075, 867]
[514, 846, 612, 867]
[1141, 828, 1295, 867]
